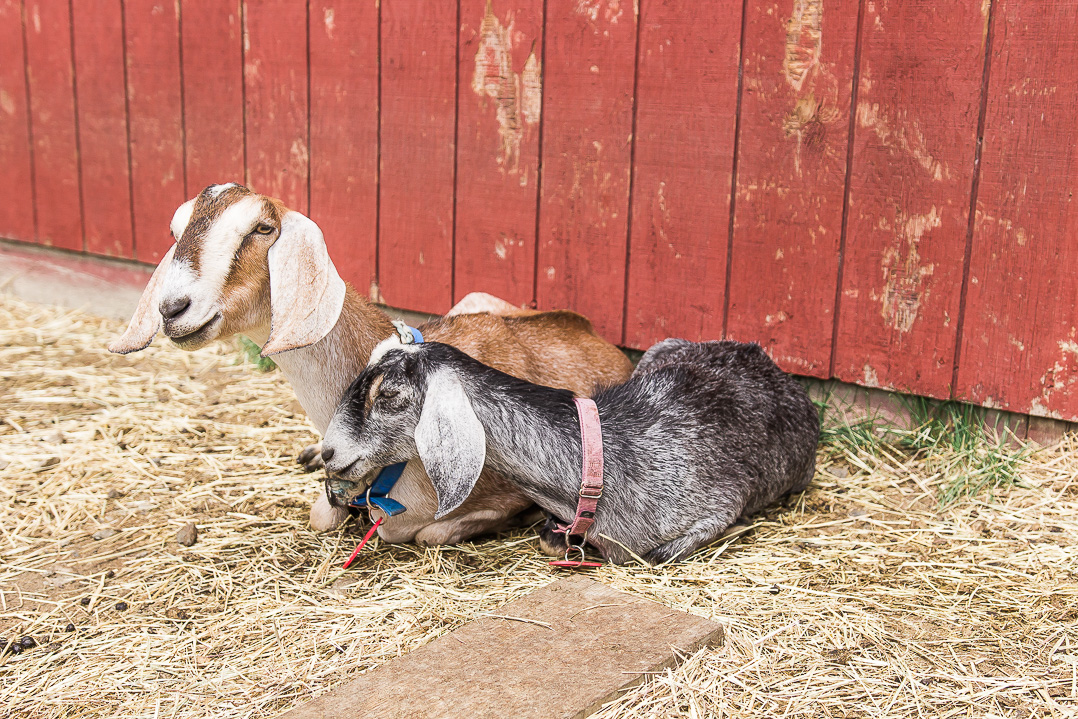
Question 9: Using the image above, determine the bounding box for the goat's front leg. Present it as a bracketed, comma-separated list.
[310, 490, 351, 531]
[412, 509, 517, 546]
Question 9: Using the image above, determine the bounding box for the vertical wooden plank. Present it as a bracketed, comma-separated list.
[182, 0, 244, 195]
[623, 0, 740, 350]
[724, 0, 859, 377]
[125, 0, 186, 264]
[23, 0, 82, 251]
[453, 0, 543, 308]
[243, 0, 308, 213]
[378, 0, 457, 314]
[0, 0, 35, 243]
[536, 0, 636, 341]
[71, 0, 133, 258]
[832, 1, 986, 398]
[956, 0, 1078, 421]
[309, 1, 379, 291]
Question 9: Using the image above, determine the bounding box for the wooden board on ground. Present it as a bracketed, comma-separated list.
[278, 576, 723, 719]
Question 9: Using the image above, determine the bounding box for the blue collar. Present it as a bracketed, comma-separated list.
[349, 324, 423, 517]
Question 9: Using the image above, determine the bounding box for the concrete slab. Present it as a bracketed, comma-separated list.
[277, 576, 723, 719]
[0, 239, 152, 321]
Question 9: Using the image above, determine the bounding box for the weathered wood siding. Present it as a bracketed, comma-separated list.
[1, 0, 1075, 420]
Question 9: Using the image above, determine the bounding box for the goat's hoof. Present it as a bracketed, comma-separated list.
[297, 443, 324, 472]
[537, 518, 568, 557]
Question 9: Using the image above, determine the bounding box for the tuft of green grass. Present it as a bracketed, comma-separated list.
[816, 393, 1031, 507]
[890, 400, 1031, 507]
[238, 336, 277, 372]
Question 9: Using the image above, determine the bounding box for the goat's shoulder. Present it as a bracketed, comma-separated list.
[422, 311, 633, 395]
[421, 313, 541, 377]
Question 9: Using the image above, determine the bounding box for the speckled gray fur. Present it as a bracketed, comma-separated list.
[321, 338, 820, 565]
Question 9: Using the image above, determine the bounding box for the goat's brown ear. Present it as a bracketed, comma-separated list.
[261, 211, 346, 356]
[107, 244, 177, 354]
[415, 371, 486, 519]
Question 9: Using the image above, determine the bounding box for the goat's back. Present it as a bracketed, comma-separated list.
[421, 311, 633, 394]
[601, 339, 820, 517]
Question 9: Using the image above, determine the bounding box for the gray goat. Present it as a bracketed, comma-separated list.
[320, 337, 820, 565]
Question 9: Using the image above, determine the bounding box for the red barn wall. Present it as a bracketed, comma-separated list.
[2, 0, 1076, 422]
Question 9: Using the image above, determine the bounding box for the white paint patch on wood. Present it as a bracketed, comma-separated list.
[879, 206, 940, 333]
[783, 0, 822, 92]
[471, 2, 542, 174]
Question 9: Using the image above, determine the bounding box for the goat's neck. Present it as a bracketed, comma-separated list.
[466, 380, 593, 524]
[247, 287, 395, 434]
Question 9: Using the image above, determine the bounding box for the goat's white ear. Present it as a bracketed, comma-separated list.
[261, 210, 346, 356]
[107, 243, 177, 354]
[415, 371, 486, 519]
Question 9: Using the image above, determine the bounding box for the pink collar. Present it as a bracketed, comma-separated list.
[554, 397, 604, 540]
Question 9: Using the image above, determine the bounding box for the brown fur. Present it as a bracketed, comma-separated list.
[387, 310, 633, 530]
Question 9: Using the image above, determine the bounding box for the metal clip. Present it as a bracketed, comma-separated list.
[578, 485, 602, 499]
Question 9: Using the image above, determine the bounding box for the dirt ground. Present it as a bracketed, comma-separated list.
[1, 295, 1076, 718]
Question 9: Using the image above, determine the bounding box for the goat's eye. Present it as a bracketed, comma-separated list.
[254, 224, 274, 235]
[379, 389, 399, 401]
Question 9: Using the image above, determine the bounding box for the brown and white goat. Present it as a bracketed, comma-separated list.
[109, 183, 633, 544]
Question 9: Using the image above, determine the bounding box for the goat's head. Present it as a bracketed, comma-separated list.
[108, 183, 345, 356]
[321, 339, 487, 518]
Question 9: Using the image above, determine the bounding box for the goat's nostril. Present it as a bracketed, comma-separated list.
[160, 296, 192, 320]
[321, 446, 335, 463]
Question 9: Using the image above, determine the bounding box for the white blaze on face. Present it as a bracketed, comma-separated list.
[194, 195, 265, 295]
[159, 195, 266, 326]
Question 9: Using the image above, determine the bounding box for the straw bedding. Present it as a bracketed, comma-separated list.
[0, 294, 1075, 718]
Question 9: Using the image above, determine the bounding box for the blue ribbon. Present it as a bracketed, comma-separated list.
[348, 325, 423, 518]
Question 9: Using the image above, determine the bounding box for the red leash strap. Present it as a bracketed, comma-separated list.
[342, 517, 383, 569]
[550, 398, 605, 569]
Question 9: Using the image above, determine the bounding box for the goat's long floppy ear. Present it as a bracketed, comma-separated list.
[415, 371, 486, 519]
[107, 243, 177, 354]
[108, 197, 195, 354]
[261, 210, 346, 356]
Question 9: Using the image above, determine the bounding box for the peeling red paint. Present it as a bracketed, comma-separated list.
[472, 1, 541, 173]
[879, 207, 939, 333]
[783, 0, 822, 92]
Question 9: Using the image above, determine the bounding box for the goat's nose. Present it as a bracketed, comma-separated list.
[160, 296, 191, 320]
[321, 446, 335, 463]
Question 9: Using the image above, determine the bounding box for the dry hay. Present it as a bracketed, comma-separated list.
[0, 293, 1076, 719]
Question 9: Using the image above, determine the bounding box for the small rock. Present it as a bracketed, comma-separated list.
[92, 528, 117, 541]
[80, 597, 91, 606]
[848, 508, 868, 519]
[45, 565, 77, 587]
[114, 601, 128, 612]
[57, 538, 72, 548]
[8, 643, 21, 655]
[42, 430, 66, 444]
[19, 636, 35, 649]
[106, 489, 122, 499]
[176, 522, 198, 547]
[830, 465, 850, 479]
[105, 570, 115, 579]
[64, 623, 75, 633]
[35, 456, 61, 472]
[0, 457, 9, 471]
[769, 585, 781, 595]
